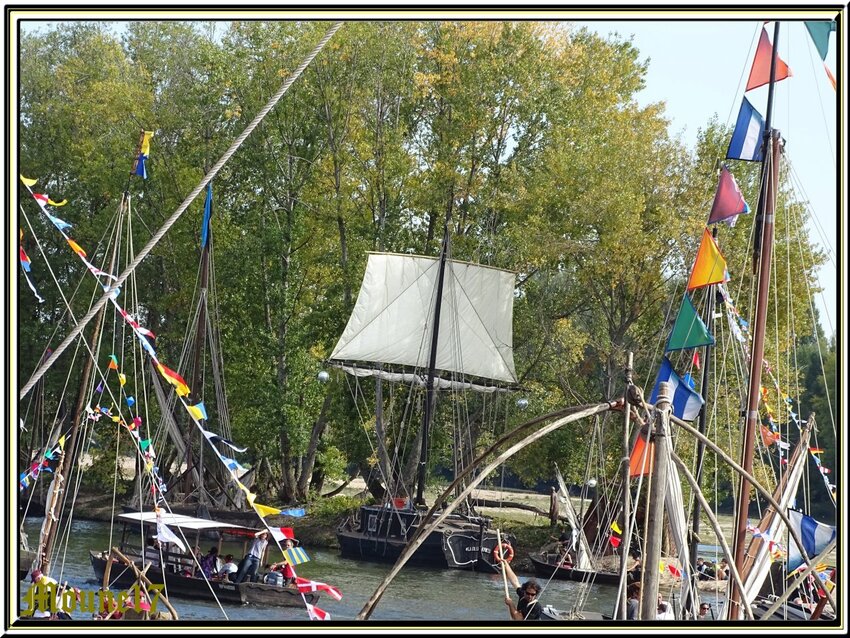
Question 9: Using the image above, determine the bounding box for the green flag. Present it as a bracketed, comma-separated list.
[665, 294, 714, 352]
[805, 21, 835, 61]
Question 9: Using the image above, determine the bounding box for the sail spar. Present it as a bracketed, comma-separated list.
[330, 253, 518, 385]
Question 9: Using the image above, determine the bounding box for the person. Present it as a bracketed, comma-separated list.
[214, 554, 238, 581]
[548, 486, 560, 527]
[626, 582, 640, 620]
[233, 529, 269, 584]
[656, 593, 674, 620]
[267, 536, 299, 586]
[144, 537, 161, 568]
[695, 557, 713, 581]
[502, 560, 542, 620]
[697, 602, 712, 620]
[628, 555, 642, 582]
[715, 558, 729, 580]
[199, 546, 220, 578]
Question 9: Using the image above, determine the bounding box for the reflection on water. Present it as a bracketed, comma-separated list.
[19, 517, 624, 621]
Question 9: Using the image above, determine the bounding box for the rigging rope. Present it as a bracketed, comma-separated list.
[20, 20, 345, 400]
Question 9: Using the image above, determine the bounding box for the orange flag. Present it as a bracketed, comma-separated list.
[629, 432, 654, 478]
[67, 238, 87, 258]
[746, 27, 792, 91]
[156, 363, 191, 397]
[687, 228, 728, 291]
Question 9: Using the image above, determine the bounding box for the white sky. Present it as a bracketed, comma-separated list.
[584, 20, 840, 338]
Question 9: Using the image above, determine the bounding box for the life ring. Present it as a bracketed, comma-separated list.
[493, 542, 514, 564]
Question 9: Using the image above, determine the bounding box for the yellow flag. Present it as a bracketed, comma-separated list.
[118, 373, 127, 387]
[610, 521, 623, 534]
[20, 174, 37, 186]
[140, 131, 154, 156]
[687, 228, 728, 291]
[659, 561, 666, 573]
[253, 502, 282, 518]
[58, 435, 66, 449]
[47, 198, 67, 206]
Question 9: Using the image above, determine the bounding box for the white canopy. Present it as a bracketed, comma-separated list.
[118, 511, 255, 532]
[330, 253, 518, 385]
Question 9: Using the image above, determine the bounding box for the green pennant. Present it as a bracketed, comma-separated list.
[140, 439, 151, 451]
[665, 294, 715, 352]
[805, 21, 835, 61]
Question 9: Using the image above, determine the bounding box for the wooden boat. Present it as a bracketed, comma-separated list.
[528, 552, 625, 586]
[90, 511, 318, 608]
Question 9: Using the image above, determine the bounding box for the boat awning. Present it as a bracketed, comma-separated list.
[118, 511, 257, 533]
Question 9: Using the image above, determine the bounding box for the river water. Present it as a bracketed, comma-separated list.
[19, 517, 623, 622]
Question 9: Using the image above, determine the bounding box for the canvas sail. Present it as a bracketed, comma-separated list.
[330, 253, 518, 384]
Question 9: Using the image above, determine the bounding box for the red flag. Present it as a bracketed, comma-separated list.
[609, 535, 621, 548]
[667, 564, 682, 578]
[708, 165, 750, 224]
[746, 27, 792, 91]
[692, 350, 701, 370]
[296, 576, 343, 601]
[306, 603, 331, 621]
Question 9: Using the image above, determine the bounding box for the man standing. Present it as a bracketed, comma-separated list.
[548, 486, 559, 527]
[233, 529, 269, 584]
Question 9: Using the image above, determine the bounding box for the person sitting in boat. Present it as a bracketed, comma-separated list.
[628, 554, 642, 582]
[714, 558, 729, 580]
[144, 537, 161, 568]
[502, 561, 542, 620]
[233, 529, 269, 584]
[199, 546, 221, 578]
[266, 535, 299, 586]
[695, 557, 714, 581]
[656, 593, 674, 620]
[626, 583, 640, 620]
[214, 554, 238, 581]
[697, 602, 712, 620]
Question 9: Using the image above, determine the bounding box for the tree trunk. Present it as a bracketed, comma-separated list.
[296, 393, 332, 500]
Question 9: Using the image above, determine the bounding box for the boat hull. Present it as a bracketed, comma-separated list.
[89, 551, 316, 607]
[528, 552, 624, 586]
[337, 504, 512, 571]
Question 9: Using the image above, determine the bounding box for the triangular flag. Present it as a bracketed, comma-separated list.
[140, 131, 154, 156]
[156, 363, 190, 397]
[118, 373, 127, 387]
[629, 432, 654, 478]
[253, 502, 282, 518]
[649, 357, 705, 421]
[708, 165, 750, 225]
[692, 350, 701, 370]
[201, 183, 213, 248]
[20, 174, 37, 186]
[805, 21, 835, 61]
[155, 521, 186, 552]
[609, 535, 621, 548]
[746, 27, 792, 91]
[687, 229, 728, 291]
[610, 521, 622, 534]
[666, 294, 715, 351]
[280, 508, 306, 517]
[108, 355, 119, 370]
[66, 238, 87, 257]
[58, 435, 66, 449]
[727, 97, 765, 162]
[125, 396, 135, 407]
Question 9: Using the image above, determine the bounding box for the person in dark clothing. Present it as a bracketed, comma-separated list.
[627, 582, 641, 620]
[502, 561, 542, 620]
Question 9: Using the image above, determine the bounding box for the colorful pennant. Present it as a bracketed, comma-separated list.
[746, 26, 792, 91]
[708, 165, 750, 225]
[666, 294, 715, 352]
[687, 228, 728, 291]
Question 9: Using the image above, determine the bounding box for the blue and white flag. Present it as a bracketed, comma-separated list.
[648, 357, 705, 421]
[787, 510, 835, 571]
[727, 97, 765, 162]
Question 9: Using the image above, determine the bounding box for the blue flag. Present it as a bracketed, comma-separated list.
[280, 508, 306, 517]
[727, 97, 765, 162]
[787, 510, 835, 571]
[648, 357, 705, 421]
[134, 153, 148, 179]
[201, 184, 213, 248]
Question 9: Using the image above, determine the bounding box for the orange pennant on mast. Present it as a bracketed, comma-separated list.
[746, 27, 792, 91]
[687, 228, 728, 291]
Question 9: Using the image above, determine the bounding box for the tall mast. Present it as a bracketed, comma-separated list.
[185, 182, 213, 504]
[729, 20, 782, 618]
[414, 209, 452, 507]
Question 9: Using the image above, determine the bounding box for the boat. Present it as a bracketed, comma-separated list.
[89, 512, 318, 608]
[528, 552, 624, 586]
[329, 218, 521, 570]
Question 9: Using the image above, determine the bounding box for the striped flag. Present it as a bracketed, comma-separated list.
[727, 97, 765, 162]
[306, 603, 331, 621]
[648, 357, 705, 421]
[186, 402, 208, 421]
[787, 510, 835, 571]
[296, 577, 343, 601]
[283, 546, 310, 566]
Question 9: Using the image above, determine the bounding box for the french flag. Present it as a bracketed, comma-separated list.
[786, 510, 835, 571]
[727, 97, 765, 162]
[648, 357, 705, 421]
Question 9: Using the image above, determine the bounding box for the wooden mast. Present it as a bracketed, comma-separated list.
[414, 208, 452, 507]
[729, 20, 783, 619]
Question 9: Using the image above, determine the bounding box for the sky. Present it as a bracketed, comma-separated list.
[583, 19, 840, 338]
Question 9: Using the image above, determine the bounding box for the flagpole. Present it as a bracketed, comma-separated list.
[730, 20, 782, 619]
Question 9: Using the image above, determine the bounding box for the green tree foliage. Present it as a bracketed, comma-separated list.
[17, 20, 831, 510]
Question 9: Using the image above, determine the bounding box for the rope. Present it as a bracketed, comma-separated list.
[20, 20, 344, 400]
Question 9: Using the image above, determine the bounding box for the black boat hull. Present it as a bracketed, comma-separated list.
[528, 553, 624, 586]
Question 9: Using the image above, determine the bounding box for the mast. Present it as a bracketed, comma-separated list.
[729, 20, 782, 618]
[185, 182, 213, 504]
[685, 238, 718, 616]
[414, 209, 452, 507]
